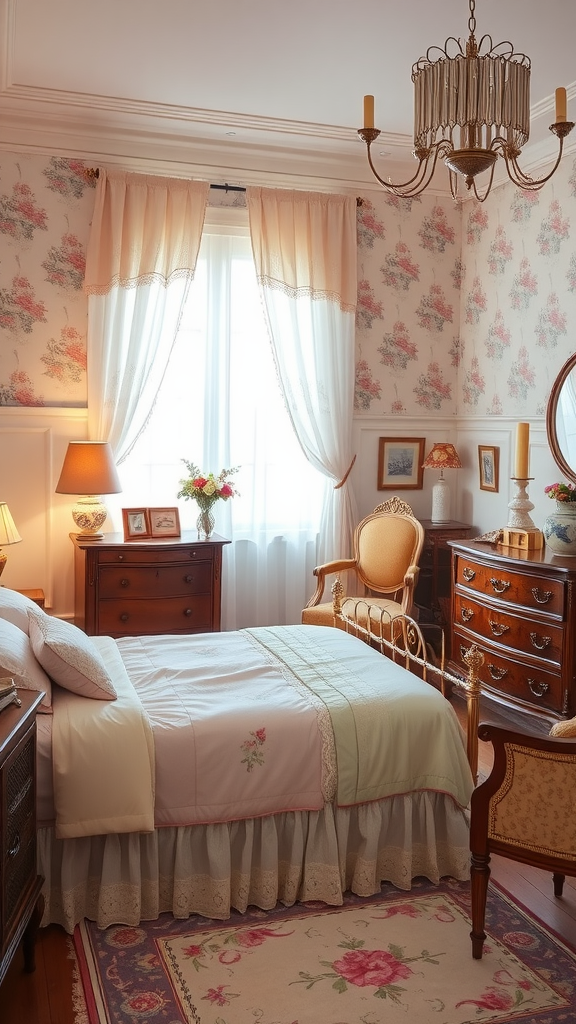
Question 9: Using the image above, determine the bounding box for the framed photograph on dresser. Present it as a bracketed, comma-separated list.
[122, 508, 151, 540]
[149, 507, 181, 538]
[478, 445, 499, 492]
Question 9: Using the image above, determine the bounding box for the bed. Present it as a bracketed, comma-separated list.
[0, 587, 474, 934]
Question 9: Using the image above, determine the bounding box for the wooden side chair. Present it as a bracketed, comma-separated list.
[470, 721, 576, 959]
[301, 496, 424, 633]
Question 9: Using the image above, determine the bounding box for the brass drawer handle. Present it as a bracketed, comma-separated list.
[184, 608, 192, 616]
[529, 632, 551, 651]
[188, 550, 197, 559]
[531, 587, 553, 605]
[184, 575, 194, 583]
[489, 620, 510, 637]
[8, 834, 21, 858]
[117, 554, 124, 561]
[460, 607, 474, 622]
[527, 679, 549, 698]
[462, 567, 476, 582]
[487, 663, 508, 681]
[489, 577, 510, 594]
[120, 578, 130, 587]
[120, 613, 129, 622]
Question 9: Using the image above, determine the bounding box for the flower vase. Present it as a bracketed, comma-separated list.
[543, 501, 576, 556]
[196, 506, 215, 541]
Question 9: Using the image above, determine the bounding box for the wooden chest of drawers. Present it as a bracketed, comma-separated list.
[449, 539, 576, 724]
[0, 691, 44, 986]
[72, 532, 230, 637]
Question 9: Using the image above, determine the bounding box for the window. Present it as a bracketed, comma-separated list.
[112, 209, 326, 628]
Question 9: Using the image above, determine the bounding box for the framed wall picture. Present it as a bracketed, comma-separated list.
[149, 507, 181, 538]
[478, 445, 499, 492]
[377, 437, 426, 491]
[122, 508, 151, 540]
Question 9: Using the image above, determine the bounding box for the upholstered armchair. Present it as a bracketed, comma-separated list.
[302, 496, 424, 632]
[470, 721, 576, 959]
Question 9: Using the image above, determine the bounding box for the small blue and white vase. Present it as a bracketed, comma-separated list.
[543, 501, 576, 556]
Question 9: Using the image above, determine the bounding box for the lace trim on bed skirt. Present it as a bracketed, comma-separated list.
[38, 793, 470, 933]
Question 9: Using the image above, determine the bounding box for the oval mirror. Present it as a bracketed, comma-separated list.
[546, 352, 576, 485]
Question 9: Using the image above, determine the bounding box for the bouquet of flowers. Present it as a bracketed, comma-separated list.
[544, 481, 576, 503]
[177, 461, 239, 510]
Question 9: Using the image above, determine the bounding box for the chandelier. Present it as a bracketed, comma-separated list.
[358, 0, 574, 202]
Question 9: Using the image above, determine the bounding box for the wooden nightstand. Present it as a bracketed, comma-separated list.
[15, 590, 45, 610]
[0, 690, 44, 986]
[415, 520, 472, 655]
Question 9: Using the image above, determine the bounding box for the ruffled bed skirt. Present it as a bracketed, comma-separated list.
[38, 791, 471, 933]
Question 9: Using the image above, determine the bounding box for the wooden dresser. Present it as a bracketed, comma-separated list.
[449, 538, 576, 724]
[0, 691, 44, 987]
[71, 532, 230, 637]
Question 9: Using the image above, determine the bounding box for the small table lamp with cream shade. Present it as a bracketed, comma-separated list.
[422, 442, 462, 523]
[56, 441, 122, 540]
[0, 503, 22, 577]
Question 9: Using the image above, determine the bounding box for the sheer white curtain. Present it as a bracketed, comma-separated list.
[115, 211, 327, 629]
[84, 170, 209, 460]
[247, 186, 358, 565]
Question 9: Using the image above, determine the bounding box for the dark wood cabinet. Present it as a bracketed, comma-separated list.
[449, 538, 576, 725]
[415, 520, 471, 654]
[71, 532, 230, 637]
[0, 691, 44, 987]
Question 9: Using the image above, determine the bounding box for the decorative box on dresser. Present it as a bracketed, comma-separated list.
[0, 690, 44, 987]
[449, 538, 576, 725]
[71, 532, 230, 637]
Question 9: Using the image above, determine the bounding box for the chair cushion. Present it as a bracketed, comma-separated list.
[301, 603, 346, 628]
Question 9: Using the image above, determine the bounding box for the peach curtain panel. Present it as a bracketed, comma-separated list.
[84, 170, 210, 294]
[248, 187, 357, 313]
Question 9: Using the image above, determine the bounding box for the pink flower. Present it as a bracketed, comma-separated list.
[220, 483, 233, 497]
[183, 943, 204, 958]
[456, 987, 515, 1010]
[202, 985, 230, 1006]
[333, 948, 412, 988]
[219, 949, 241, 964]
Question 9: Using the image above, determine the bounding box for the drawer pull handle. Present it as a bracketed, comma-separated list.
[531, 587, 553, 605]
[527, 679, 549, 698]
[188, 551, 197, 559]
[460, 607, 474, 622]
[120, 578, 130, 588]
[529, 632, 551, 651]
[489, 620, 509, 637]
[184, 608, 192, 616]
[117, 554, 124, 561]
[8, 834, 20, 858]
[184, 575, 194, 583]
[462, 567, 476, 582]
[487, 663, 508, 681]
[489, 577, 510, 594]
[120, 613, 129, 622]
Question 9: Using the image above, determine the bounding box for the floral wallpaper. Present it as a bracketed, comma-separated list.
[1, 150, 575, 418]
[0, 155, 95, 406]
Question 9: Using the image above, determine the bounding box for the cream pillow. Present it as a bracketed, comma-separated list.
[0, 617, 52, 710]
[549, 717, 576, 738]
[0, 586, 41, 634]
[28, 609, 117, 701]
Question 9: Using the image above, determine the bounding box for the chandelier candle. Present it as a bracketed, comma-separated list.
[363, 94, 374, 129]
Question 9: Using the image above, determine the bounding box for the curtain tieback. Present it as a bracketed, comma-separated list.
[334, 455, 356, 490]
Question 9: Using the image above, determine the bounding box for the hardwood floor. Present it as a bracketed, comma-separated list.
[1, 698, 575, 1024]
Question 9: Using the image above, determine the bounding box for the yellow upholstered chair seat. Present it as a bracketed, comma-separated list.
[302, 496, 424, 630]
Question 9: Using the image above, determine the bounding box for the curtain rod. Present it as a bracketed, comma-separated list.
[84, 168, 363, 204]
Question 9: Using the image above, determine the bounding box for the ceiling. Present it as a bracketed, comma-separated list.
[2, 0, 575, 194]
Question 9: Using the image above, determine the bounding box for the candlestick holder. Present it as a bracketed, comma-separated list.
[499, 478, 544, 551]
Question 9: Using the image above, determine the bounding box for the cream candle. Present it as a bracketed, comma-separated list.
[514, 422, 530, 479]
[363, 95, 374, 129]
[555, 87, 567, 122]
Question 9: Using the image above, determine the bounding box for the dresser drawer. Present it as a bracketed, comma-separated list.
[1, 723, 37, 951]
[98, 562, 213, 599]
[454, 555, 565, 616]
[454, 630, 564, 715]
[97, 595, 213, 636]
[453, 593, 564, 666]
[97, 545, 213, 566]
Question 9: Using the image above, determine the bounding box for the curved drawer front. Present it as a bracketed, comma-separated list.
[98, 563, 213, 599]
[454, 594, 563, 666]
[97, 546, 213, 565]
[98, 596, 213, 636]
[454, 556, 565, 615]
[454, 629, 563, 714]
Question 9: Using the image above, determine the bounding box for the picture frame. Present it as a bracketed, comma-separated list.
[122, 508, 151, 540]
[377, 437, 426, 491]
[478, 445, 500, 492]
[149, 507, 181, 539]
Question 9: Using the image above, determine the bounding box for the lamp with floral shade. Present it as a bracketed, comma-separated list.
[422, 443, 463, 523]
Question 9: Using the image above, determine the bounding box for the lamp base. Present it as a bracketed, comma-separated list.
[71, 496, 107, 540]
[0, 552, 6, 577]
[430, 477, 451, 523]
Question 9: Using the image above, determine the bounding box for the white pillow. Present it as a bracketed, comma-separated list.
[0, 617, 52, 711]
[0, 586, 41, 634]
[28, 608, 117, 701]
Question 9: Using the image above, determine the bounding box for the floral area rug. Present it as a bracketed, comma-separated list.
[73, 877, 576, 1023]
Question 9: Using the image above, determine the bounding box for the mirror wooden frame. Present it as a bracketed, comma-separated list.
[546, 352, 576, 486]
